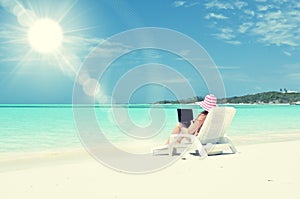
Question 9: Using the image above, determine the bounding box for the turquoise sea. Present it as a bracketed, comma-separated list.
[1, 104, 300, 153]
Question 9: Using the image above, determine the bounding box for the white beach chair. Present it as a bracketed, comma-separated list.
[152, 107, 237, 158]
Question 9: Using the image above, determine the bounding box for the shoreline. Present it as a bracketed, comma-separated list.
[1, 133, 300, 173]
[0, 103, 298, 107]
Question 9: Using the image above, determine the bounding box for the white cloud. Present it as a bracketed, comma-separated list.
[225, 40, 242, 45]
[234, 1, 248, 9]
[295, 2, 300, 8]
[282, 63, 300, 69]
[173, 1, 186, 7]
[221, 28, 234, 34]
[205, 0, 234, 10]
[185, 2, 199, 7]
[202, 0, 300, 48]
[283, 51, 292, 56]
[264, 10, 282, 19]
[90, 41, 132, 59]
[259, 33, 298, 46]
[256, 13, 264, 18]
[251, 9, 300, 46]
[173, 1, 199, 8]
[211, 28, 242, 45]
[213, 28, 235, 40]
[257, 5, 269, 11]
[288, 10, 300, 18]
[286, 73, 300, 80]
[244, 9, 255, 17]
[239, 22, 254, 33]
[205, 13, 228, 20]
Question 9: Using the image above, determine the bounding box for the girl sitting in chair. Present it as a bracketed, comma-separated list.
[165, 94, 217, 144]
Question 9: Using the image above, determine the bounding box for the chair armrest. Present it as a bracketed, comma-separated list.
[170, 134, 197, 144]
[170, 134, 196, 139]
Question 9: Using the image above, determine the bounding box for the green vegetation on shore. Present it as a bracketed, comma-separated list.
[155, 91, 300, 104]
[219, 91, 300, 104]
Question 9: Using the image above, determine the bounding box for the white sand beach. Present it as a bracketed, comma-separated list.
[0, 140, 299, 199]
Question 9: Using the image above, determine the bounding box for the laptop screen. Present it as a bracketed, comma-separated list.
[177, 109, 193, 124]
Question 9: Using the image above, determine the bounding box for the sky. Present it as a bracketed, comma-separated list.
[0, 0, 299, 104]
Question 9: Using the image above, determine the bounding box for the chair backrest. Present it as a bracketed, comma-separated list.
[197, 107, 236, 144]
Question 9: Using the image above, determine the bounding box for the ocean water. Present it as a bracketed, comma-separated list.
[0, 104, 300, 153]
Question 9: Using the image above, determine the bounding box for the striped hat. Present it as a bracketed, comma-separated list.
[196, 94, 217, 112]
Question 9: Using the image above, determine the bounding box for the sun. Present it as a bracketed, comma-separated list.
[27, 18, 63, 54]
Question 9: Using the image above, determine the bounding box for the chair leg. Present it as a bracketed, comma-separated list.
[230, 144, 238, 154]
[199, 146, 208, 158]
[194, 140, 207, 158]
[225, 137, 238, 154]
[173, 148, 177, 156]
[222, 137, 238, 154]
[169, 145, 173, 156]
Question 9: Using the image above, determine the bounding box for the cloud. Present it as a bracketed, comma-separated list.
[213, 28, 242, 45]
[213, 32, 234, 40]
[251, 5, 300, 46]
[295, 2, 300, 8]
[286, 73, 300, 80]
[185, 2, 199, 8]
[205, 0, 234, 10]
[89, 41, 132, 60]
[205, 13, 228, 20]
[234, 1, 248, 9]
[238, 22, 254, 33]
[211, 28, 242, 45]
[282, 63, 300, 80]
[257, 5, 269, 11]
[282, 63, 300, 69]
[225, 40, 242, 45]
[251, 9, 300, 46]
[172, 1, 199, 8]
[174, 1, 300, 48]
[265, 10, 282, 19]
[173, 1, 186, 7]
[244, 9, 255, 17]
[213, 28, 235, 40]
[202, 0, 300, 48]
[283, 51, 292, 56]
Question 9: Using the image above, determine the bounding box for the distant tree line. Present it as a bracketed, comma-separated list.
[219, 91, 300, 104]
[155, 91, 300, 104]
[154, 96, 204, 104]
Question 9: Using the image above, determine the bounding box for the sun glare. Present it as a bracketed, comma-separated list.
[27, 18, 63, 54]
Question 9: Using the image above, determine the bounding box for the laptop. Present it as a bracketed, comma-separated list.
[177, 109, 193, 127]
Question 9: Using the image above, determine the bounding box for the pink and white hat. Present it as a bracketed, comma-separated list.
[195, 94, 217, 112]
